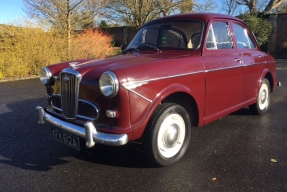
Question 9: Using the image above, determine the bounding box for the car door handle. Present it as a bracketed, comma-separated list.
[258, 55, 264, 58]
[234, 58, 243, 62]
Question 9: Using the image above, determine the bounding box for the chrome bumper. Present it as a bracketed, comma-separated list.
[36, 106, 128, 148]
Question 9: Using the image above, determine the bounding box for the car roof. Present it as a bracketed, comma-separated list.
[141, 13, 243, 27]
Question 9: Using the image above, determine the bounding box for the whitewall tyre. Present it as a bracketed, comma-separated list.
[144, 103, 192, 167]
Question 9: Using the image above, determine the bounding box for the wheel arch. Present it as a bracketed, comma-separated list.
[134, 84, 202, 141]
[264, 72, 274, 92]
[161, 92, 199, 127]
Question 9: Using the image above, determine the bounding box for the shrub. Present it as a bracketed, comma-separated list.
[0, 21, 67, 79]
[237, 14, 272, 47]
[70, 29, 115, 60]
[0, 21, 116, 79]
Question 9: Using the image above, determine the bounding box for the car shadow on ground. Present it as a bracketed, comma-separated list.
[1, 97, 280, 171]
[0, 98, 155, 171]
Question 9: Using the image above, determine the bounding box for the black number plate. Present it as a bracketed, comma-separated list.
[51, 127, 80, 150]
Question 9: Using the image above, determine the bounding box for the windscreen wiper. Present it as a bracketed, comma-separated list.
[122, 47, 139, 54]
[137, 43, 160, 52]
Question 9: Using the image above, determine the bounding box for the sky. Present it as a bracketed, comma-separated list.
[0, 0, 25, 24]
[0, 0, 226, 25]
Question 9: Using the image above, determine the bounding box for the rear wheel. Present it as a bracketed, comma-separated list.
[250, 78, 271, 115]
[143, 103, 191, 166]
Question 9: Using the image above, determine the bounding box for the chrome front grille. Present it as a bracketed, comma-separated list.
[51, 95, 99, 121]
[60, 68, 82, 119]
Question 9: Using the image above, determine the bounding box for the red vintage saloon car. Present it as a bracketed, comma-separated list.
[37, 13, 280, 166]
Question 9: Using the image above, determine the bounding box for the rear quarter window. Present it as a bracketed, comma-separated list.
[233, 23, 256, 49]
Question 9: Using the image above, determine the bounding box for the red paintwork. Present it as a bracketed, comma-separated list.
[44, 13, 279, 142]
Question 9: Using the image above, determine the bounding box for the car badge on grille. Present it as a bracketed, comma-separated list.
[69, 62, 79, 69]
[63, 74, 71, 82]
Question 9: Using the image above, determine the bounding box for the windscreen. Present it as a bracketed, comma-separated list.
[126, 21, 203, 50]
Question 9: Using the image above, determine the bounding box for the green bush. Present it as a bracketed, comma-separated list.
[237, 14, 272, 47]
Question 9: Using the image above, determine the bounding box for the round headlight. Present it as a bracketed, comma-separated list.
[99, 71, 119, 97]
[40, 67, 52, 85]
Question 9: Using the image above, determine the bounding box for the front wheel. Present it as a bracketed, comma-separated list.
[250, 78, 271, 115]
[143, 103, 191, 167]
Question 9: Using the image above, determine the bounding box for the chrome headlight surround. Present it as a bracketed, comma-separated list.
[40, 67, 52, 85]
[99, 71, 119, 98]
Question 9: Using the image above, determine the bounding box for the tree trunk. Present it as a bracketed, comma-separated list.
[264, 0, 285, 13]
[66, 0, 71, 59]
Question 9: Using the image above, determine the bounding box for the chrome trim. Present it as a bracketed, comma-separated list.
[99, 71, 119, 98]
[40, 67, 52, 85]
[36, 106, 128, 147]
[125, 70, 204, 86]
[124, 87, 152, 103]
[69, 62, 79, 69]
[122, 70, 204, 102]
[60, 68, 82, 119]
[204, 65, 242, 73]
[45, 94, 52, 100]
[51, 94, 100, 121]
[122, 61, 271, 101]
[36, 106, 45, 124]
[122, 81, 149, 89]
[76, 99, 100, 120]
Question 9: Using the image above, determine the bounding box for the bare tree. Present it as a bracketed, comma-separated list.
[106, 0, 217, 28]
[273, 1, 287, 12]
[106, 0, 180, 27]
[264, 0, 287, 13]
[23, 0, 108, 57]
[222, 0, 240, 15]
[236, 0, 258, 14]
[180, 0, 194, 14]
[235, 0, 287, 14]
[192, 0, 218, 12]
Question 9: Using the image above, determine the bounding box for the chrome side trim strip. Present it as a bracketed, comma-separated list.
[122, 81, 149, 89]
[204, 65, 242, 73]
[124, 70, 204, 87]
[36, 106, 128, 147]
[124, 87, 152, 103]
[122, 70, 204, 102]
[122, 61, 270, 101]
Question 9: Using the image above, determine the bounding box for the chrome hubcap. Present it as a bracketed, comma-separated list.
[260, 89, 267, 104]
[163, 124, 179, 148]
[157, 114, 185, 158]
[258, 83, 269, 110]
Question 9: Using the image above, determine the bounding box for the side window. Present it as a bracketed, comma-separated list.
[233, 23, 256, 49]
[206, 22, 233, 50]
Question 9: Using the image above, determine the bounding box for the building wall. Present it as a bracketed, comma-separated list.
[275, 14, 287, 55]
[100, 27, 138, 47]
[268, 13, 287, 55]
